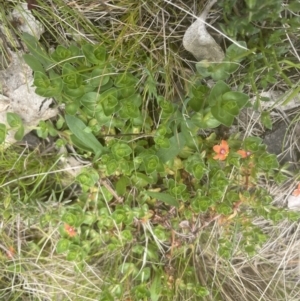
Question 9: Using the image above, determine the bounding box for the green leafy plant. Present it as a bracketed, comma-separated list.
[217, 0, 300, 91]
[196, 42, 250, 81]
[6, 112, 25, 141]
[1, 1, 300, 300]
[16, 25, 298, 300]
[21, 32, 292, 247]
[188, 79, 250, 128]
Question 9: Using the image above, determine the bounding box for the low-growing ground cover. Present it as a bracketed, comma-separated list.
[1, 1, 300, 300]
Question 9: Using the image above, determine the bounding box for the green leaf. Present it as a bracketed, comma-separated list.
[69, 135, 92, 152]
[0, 123, 6, 144]
[6, 112, 22, 128]
[191, 111, 221, 129]
[222, 99, 240, 115]
[116, 176, 130, 195]
[36, 120, 48, 139]
[80, 92, 102, 113]
[23, 54, 45, 73]
[126, 93, 142, 106]
[243, 136, 262, 152]
[154, 136, 170, 148]
[82, 44, 97, 64]
[289, 1, 300, 11]
[62, 63, 82, 88]
[65, 115, 103, 154]
[34, 72, 63, 97]
[196, 60, 213, 78]
[211, 105, 234, 127]
[258, 153, 279, 170]
[245, 0, 257, 10]
[211, 102, 236, 126]
[106, 159, 118, 175]
[191, 196, 211, 212]
[64, 85, 85, 98]
[196, 60, 239, 81]
[101, 94, 118, 116]
[21, 33, 52, 68]
[69, 45, 81, 57]
[216, 203, 232, 215]
[65, 101, 80, 115]
[121, 229, 133, 241]
[160, 100, 174, 117]
[49, 78, 64, 96]
[89, 68, 110, 87]
[97, 79, 114, 92]
[207, 81, 231, 106]
[62, 212, 77, 225]
[210, 63, 231, 81]
[99, 291, 114, 301]
[34, 71, 50, 88]
[80, 91, 101, 105]
[188, 84, 210, 111]
[195, 286, 210, 297]
[82, 213, 96, 226]
[149, 273, 162, 301]
[131, 172, 155, 187]
[223, 61, 240, 74]
[261, 111, 272, 129]
[99, 88, 118, 100]
[51, 45, 72, 62]
[132, 284, 151, 299]
[66, 245, 82, 261]
[93, 45, 106, 62]
[222, 91, 249, 108]
[225, 41, 248, 62]
[156, 133, 186, 163]
[119, 100, 139, 118]
[111, 142, 132, 158]
[171, 183, 186, 198]
[56, 239, 70, 254]
[192, 163, 206, 180]
[112, 209, 127, 224]
[14, 125, 25, 141]
[142, 154, 160, 174]
[114, 73, 138, 87]
[82, 44, 106, 65]
[117, 86, 136, 99]
[145, 191, 179, 207]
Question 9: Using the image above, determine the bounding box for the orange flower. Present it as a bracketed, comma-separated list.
[213, 140, 229, 161]
[237, 149, 251, 158]
[292, 183, 300, 197]
[64, 224, 77, 237]
[6, 246, 15, 259]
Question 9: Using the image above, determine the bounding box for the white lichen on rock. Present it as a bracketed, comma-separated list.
[0, 52, 57, 146]
[10, 3, 44, 39]
[183, 0, 224, 62]
[0, 4, 57, 147]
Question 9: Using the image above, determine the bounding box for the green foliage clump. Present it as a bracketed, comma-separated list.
[2, 0, 300, 295]
[217, 0, 300, 90]
[13, 31, 295, 292]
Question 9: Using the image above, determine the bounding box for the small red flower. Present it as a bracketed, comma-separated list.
[237, 149, 251, 158]
[292, 183, 300, 197]
[64, 224, 77, 237]
[213, 140, 229, 161]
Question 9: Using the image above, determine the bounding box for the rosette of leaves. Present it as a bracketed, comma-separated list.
[6, 112, 24, 141]
[189, 80, 250, 128]
[33, 70, 64, 97]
